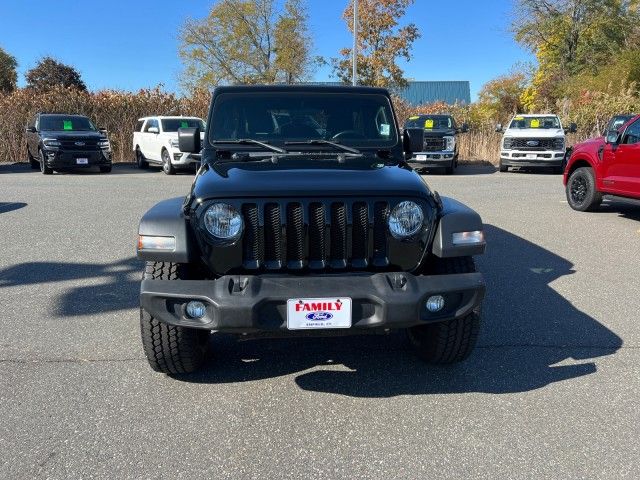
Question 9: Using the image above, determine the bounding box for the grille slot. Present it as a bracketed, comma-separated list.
[242, 204, 261, 269]
[286, 203, 305, 269]
[308, 203, 326, 269]
[330, 203, 347, 269]
[373, 202, 389, 267]
[351, 202, 369, 268]
[264, 203, 282, 269]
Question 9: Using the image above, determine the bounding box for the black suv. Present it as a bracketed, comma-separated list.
[26, 113, 112, 174]
[137, 85, 486, 374]
[404, 114, 468, 174]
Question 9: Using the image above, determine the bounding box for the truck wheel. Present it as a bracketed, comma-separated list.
[408, 257, 481, 364]
[444, 161, 454, 175]
[566, 167, 602, 212]
[135, 147, 149, 169]
[100, 165, 112, 173]
[140, 262, 209, 374]
[39, 150, 53, 175]
[161, 149, 175, 175]
[499, 160, 508, 172]
[28, 148, 39, 169]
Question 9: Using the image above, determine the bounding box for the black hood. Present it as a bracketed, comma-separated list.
[192, 158, 431, 201]
[40, 130, 105, 139]
[423, 129, 457, 137]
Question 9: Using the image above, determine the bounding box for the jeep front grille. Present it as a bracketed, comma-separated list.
[240, 200, 391, 271]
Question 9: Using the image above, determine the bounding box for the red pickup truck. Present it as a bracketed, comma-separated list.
[564, 115, 640, 211]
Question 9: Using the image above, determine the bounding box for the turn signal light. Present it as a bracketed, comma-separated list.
[137, 235, 176, 251]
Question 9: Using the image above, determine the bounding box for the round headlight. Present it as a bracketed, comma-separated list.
[388, 201, 424, 239]
[203, 203, 243, 240]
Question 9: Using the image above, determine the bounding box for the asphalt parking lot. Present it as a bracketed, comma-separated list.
[1, 163, 639, 479]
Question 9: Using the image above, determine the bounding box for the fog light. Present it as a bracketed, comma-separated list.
[186, 301, 206, 319]
[425, 295, 445, 313]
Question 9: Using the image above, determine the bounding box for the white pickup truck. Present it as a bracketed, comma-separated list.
[497, 114, 576, 173]
[133, 116, 205, 174]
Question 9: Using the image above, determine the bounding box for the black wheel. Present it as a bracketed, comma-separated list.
[444, 160, 454, 175]
[39, 150, 53, 175]
[499, 161, 508, 172]
[140, 262, 209, 374]
[162, 149, 175, 175]
[408, 257, 481, 364]
[100, 165, 112, 173]
[135, 147, 149, 169]
[566, 167, 602, 212]
[27, 148, 39, 169]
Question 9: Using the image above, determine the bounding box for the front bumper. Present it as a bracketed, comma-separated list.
[42, 148, 112, 168]
[170, 149, 201, 166]
[500, 150, 564, 167]
[409, 150, 456, 167]
[140, 271, 485, 333]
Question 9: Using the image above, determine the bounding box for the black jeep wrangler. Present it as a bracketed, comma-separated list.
[137, 85, 486, 374]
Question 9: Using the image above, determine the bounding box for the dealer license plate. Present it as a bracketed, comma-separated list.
[76, 158, 89, 165]
[526, 154, 537, 160]
[416, 154, 427, 161]
[286, 297, 352, 330]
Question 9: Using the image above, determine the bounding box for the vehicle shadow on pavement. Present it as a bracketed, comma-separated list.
[0, 257, 140, 316]
[0, 202, 27, 214]
[180, 224, 622, 395]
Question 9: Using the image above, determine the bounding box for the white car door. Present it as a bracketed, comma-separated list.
[143, 118, 161, 162]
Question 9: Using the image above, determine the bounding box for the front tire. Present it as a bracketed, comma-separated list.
[135, 147, 149, 169]
[499, 160, 508, 172]
[408, 257, 481, 364]
[140, 262, 209, 374]
[100, 165, 112, 173]
[28, 148, 39, 169]
[161, 149, 175, 175]
[566, 167, 602, 212]
[39, 150, 53, 175]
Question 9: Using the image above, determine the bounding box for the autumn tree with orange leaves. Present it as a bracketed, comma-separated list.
[333, 0, 420, 88]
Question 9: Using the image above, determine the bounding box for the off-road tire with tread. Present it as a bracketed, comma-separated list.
[566, 166, 602, 212]
[140, 262, 209, 374]
[408, 256, 481, 364]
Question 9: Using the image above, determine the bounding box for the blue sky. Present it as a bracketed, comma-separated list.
[1, 0, 533, 100]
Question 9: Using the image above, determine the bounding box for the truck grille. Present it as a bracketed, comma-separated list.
[240, 200, 391, 271]
[59, 138, 100, 150]
[509, 138, 556, 151]
[422, 137, 447, 152]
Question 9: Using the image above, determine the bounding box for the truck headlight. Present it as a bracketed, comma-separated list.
[388, 201, 424, 239]
[170, 139, 180, 148]
[98, 139, 111, 150]
[204, 203, 243, 241]
[444, 136, 455, 151]
[554, 138, 565, 150]
[42, 138, 61, 148]
[503, 137, 513, 150]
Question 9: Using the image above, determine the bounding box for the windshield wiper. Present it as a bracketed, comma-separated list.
[284, 139, 361, 154]
[212, 139, 287, 154]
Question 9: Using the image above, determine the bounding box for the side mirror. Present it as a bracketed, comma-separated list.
[26, 126, 36, 133]
[495, 123, 503, 133]
[460, 123, 469, 133]
[148, 127, 159, 134]
[566, 123, 577, 134]
[403, 128, 424, 157]
[606, 131, 620, 144]
[178, 127, 201, 153]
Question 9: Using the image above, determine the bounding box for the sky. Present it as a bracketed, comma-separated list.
[0, 0, 533, 100]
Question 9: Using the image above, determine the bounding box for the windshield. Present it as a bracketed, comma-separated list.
[209, 92, 397, 147]
[509, 116, 560, 129]
[405, 115, 453, 129]
[161, 118, 205, 132]
[607, 115, 634, 132]
[39, 115, 96, 132]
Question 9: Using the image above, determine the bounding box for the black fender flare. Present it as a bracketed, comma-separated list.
[137, 197, 195, 263]
[432, 197, 486, 258]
